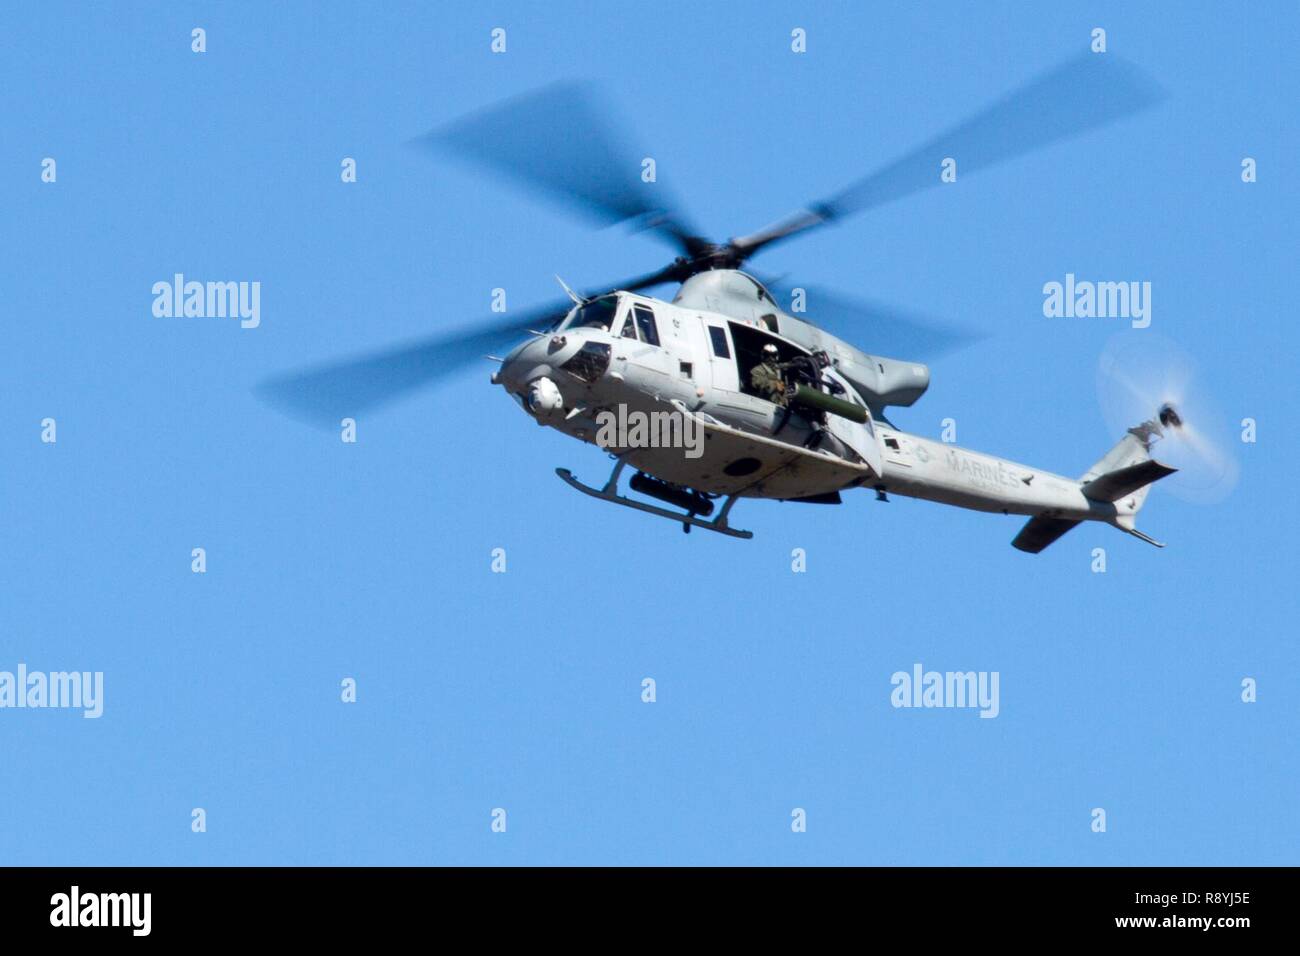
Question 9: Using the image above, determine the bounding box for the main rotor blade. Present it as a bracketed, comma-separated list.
[415, 82, 710, 257]
[733, 53, 1166, 257]
[256, 299, 572, 429]
[767, 281, 984, 361]
[616, 261, 694, 293]
[258, 266, 685, 428]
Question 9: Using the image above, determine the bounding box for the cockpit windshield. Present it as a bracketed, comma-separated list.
[561, 295, 620, 332]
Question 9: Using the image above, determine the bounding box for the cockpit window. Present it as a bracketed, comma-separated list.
[564, 295, 619, 331]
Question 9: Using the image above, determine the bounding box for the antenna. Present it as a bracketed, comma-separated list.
[554, 275, 586, 306]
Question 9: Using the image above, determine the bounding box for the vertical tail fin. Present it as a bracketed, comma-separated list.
[1079, 418, 1176, 519]
[1080, 421, 1177, 546]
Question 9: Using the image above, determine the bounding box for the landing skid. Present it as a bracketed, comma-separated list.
[555, 460, 754, 539]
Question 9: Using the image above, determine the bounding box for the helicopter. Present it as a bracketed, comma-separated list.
[261, 52, 1189, 552]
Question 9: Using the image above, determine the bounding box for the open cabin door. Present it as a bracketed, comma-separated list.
[822, 397, 883, 478]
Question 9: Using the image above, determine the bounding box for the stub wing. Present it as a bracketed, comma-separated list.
[617, 412, 874, 500]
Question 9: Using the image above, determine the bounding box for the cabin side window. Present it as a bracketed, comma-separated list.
[708, 326, 731, 359]
[633, 305, 660, 346]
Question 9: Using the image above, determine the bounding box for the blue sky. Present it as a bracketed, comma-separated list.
[1, 1, 1295, 865]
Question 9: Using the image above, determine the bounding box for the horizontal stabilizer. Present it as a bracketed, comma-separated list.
[1081, 459, 1176, 503]
[1012, 516, 1083, 553]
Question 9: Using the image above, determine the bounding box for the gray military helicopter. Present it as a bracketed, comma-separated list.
[262, 53, 1190, 551]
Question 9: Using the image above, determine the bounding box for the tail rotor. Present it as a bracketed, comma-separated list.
[1097, 334, 1240, 504]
